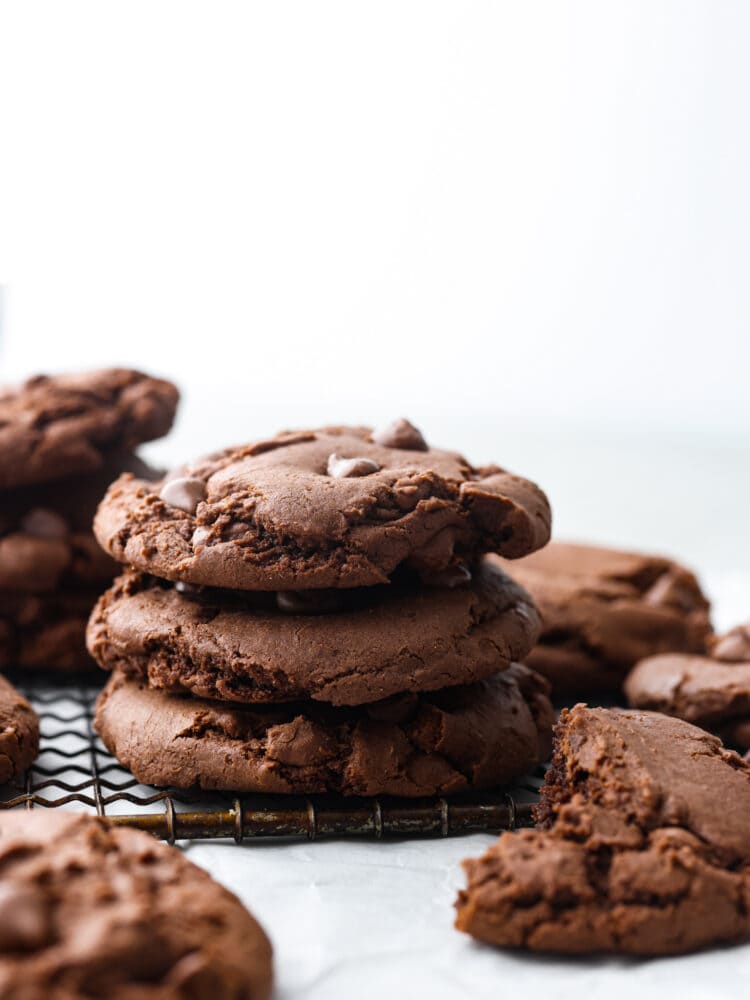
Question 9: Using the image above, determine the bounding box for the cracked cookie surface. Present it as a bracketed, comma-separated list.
[626, 623, 750, 749]
[455, 705, 750, 955]
[0, 368, 178, 490]
[86, 559, 540, 706]
[0, 674, 38, 783]
[497, 541, 712, 696]
[94, 664, 553, 796]
[0, 811, 272, 999]
[93, 425, 551, 591]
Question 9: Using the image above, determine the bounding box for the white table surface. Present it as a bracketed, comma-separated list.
[144, 425, 750, 999]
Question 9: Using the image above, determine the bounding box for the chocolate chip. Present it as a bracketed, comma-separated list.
[166, 952, 217, 993]
[712, 625, 750, 662]
[421, 564, 473, 589]
[160, 477, 206, 514]
[371, 418, 428, 451]
[643, 570, 697, 612]
[175, 581, 203, 596]
[191, 526, 212, 549]
[326, 454, 381, 478]
[276, 590, 345, 614]
[20, 508, 68, 540]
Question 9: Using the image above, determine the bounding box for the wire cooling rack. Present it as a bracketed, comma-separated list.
[0, 675, 545, 843]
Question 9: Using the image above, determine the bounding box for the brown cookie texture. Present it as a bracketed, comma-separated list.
[455, 705, 750, 955]
[0, 811, 272, 1000]
[0, 369, 179, 490]
[496, 541, 712, 697]
[93, 423, 551, 591]
[0, 591, 101, 672]
[0, 674, 39, 783]
[625, 622, 750, 749]
[0, 455, 160, 594]
[86, 559, 540, 706]
[94, 664, 553, 797]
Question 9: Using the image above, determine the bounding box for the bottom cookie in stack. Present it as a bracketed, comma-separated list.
[88, 557, 553, 796]
[95, 664, 553, 797]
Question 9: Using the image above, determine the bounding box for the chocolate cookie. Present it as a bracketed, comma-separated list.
[0, 455, 159, 594]
[496, 541, 712, 696]
[93, 422, 551, 591]
[625, 623, 750, 749]
[95, 664, 553, 797]
[0, 369, 178, 490]
[0, 591, 101, 672]
[456, 705, 750, 955]
[86, 559, 540, 706]
[0, 811, 272, 999]
[0, 674, 39, 783]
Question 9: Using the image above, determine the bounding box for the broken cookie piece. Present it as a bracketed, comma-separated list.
[455, 704, 750, 955]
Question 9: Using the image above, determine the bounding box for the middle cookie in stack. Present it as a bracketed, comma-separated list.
[88, 421, 554, 797]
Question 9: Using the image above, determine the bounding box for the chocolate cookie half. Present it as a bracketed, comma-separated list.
[0, 675, 39, 783]
[456, 705, 750, 955]
[95, 664, 553, 797]
[93, 422, 551, 590]
[496, 541, 712, 696]
[87, 559, 540, 706]
[0, 369, 178, 490]
[0, 812, 272, 999]
[625, 623, 750, 749]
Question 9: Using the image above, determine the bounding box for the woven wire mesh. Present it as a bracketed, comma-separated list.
[0, 677, 545, 843]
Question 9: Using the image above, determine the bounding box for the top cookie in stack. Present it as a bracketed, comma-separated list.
[0, 369, 179, 671]
[89, 420, 555, 797]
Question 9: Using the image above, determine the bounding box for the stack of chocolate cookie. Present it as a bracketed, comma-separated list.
[0, 369, 179, 671]
[88, 420, 555, 797]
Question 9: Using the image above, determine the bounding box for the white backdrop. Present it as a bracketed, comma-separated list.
[0, 1, 748, 434]
[1, 8, 750, 998]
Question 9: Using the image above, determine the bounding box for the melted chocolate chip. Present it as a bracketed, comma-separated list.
[371, 418, 428, 451]
[160, 477, 206, 514]
[713, 625, 750, 663]
[20, 508, 69, 540]
[326, 454, 381, 478]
